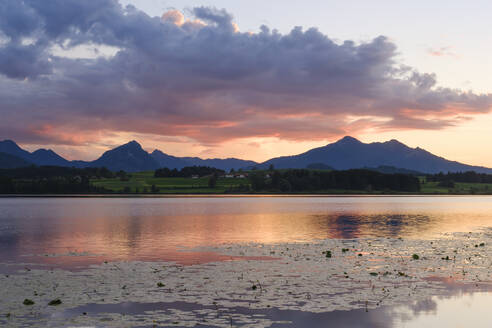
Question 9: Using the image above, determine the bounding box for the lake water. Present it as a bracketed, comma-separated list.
[1, 196, 492, 327]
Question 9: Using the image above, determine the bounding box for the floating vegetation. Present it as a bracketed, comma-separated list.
[48, 299, 62, 306]
[323, 250, 332, 258]
[1, 230, 491, 327]
[22, 299, 34, 306]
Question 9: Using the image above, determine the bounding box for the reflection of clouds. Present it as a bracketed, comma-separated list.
[58, 286, 491, 328]
[408, 298, 438, 315]
[2, 197, 492, 269]
[386, 283, 492, 327]
[277, 284, 491, 327]
[315, 213, 433, 239]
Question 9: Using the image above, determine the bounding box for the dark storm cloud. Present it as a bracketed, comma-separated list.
[0, 0, 490, 145]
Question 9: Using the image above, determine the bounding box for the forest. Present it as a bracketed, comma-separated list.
[0, 166, 113, 194]
[249, 169, 421, 192]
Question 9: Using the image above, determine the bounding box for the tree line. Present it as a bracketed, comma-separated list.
[249, 169, 421, 192]
[0, 166, 113, 194]
[427, 171, 492, 184]
[155, 166, 224, 178]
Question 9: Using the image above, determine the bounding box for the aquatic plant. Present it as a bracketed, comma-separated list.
[48, 299, 62, 306]
[22, 299, 34, 306]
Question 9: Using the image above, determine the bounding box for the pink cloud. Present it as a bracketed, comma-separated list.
[0, 2, 490, 150]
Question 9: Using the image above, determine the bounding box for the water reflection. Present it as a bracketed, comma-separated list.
[320, 213, 433, 239]
[47, 287, 492, 327]
[1, 196, 492, 268]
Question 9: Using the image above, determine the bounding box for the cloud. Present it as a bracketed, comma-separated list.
[0, 0, 491, 148]
[427, 46, 458, 58]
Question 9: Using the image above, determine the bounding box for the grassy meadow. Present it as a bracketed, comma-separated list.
[89, 171, 492, 194]
[91, 171, 249, 194]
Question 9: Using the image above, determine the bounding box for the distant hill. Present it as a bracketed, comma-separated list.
[258, 136, 492, 174]
[150, 151, 257, 171]
[150, 150, 190, 170]
[88, 141, 160, 172]
[180, 157, 258, 171]
[0, 140, 70, 166]
[0, 140, 32, 160]
[29, 149, 71, 166]
[306, 163, 335, 170]
[364, 165, 424, 175]
[0, 152, 32, 169]
[0, 139, 257, 172]
[2, 137, 492, 174]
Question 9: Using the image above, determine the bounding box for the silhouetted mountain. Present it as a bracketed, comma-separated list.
[259, 136, 492, 174]
[180, 157, 258, 171]
[0, 152, 32, 169]
[150, 150, 189, 170]
[0, 140, 70, 166]
[0, 139, 257, 172]
[2, 137, 492, 174]
[89, 141, 160, 172]
[151, 150, 257, 171]
[30, 149, 71, 166]
[306, 163, 334, 170]
[0, 140, 32, 160]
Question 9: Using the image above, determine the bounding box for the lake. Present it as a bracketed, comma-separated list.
[1, 196, 491, 327]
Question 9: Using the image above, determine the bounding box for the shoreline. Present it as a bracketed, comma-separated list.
[1, 193, 492, 198]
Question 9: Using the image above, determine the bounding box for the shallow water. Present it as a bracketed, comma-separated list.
[2, 196, 492, 267]
[54, 290, 492, 328]
[1, 196, 491, 327]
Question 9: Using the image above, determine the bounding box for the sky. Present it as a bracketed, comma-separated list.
[0, 0, 491, 165]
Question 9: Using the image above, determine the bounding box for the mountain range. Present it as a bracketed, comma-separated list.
[1, 136, 491, 174]
[0, 140, 257, 172]
[257, 136, 492, 174]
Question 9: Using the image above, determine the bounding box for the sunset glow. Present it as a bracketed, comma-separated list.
[1, 0, 491, 166]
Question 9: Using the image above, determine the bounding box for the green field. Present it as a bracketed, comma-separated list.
[90, 172, 492, 195]
[91, 171, 249, 194]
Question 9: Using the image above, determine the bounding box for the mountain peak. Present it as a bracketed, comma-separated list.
[118, 140, 143, 150]
[1, 139, 18, 145]
[32, 148, 54, 154]
[335, 136, 361, 144]
[151, 149, 165, 155]
[0, 139, 23, 150]
[384, 139, 405, 146]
